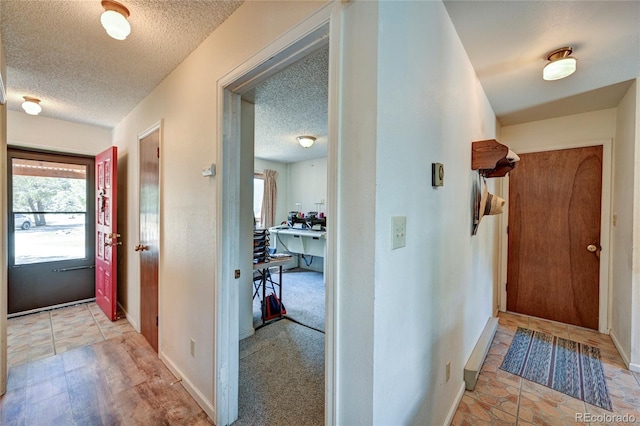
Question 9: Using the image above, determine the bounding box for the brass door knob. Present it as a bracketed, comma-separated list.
[135, 244, 148, 252]
[104, 241, 122, 247]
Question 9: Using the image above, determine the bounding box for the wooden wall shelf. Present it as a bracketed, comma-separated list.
[471, 139, 515, 178]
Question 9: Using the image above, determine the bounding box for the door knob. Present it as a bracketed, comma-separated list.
[135, 244, 148, 252]
[586, 244, 598, 253]
[104, 241, 122, 247]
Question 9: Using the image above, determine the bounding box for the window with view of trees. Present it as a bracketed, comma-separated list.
[12, 158, 88, 265]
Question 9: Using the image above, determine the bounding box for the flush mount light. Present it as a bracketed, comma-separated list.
[101, 0, 131, 40]
[22, 96, 42, 115]
[543, 47, 577, 81]
[297, 136, 316, 148]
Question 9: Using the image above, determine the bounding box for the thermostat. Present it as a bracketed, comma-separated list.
[432, 163, 444, 187]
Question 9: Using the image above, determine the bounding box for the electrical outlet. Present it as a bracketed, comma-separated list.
[391, 216, 406, 249]
[190, 338, 196, 357]
[446, 361, 451, 382]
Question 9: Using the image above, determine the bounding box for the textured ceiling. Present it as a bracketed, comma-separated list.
[3, 1, 638, 160]
[444, 1, 640, 126]
[1, 0, 243, 128]
[252, 46, 328, 164]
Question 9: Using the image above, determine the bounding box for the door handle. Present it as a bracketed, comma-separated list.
[104, 241, 122, 247]
[135, 244, 148, 252]
[586, 244, 601, 259]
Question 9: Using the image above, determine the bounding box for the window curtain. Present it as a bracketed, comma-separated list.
[261, 169, 278, 229]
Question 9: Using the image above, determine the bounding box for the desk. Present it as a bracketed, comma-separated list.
[253, 256, 292, 325]
[269, 227, 326, 257]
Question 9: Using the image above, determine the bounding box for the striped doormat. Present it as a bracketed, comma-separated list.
[500, 327, 612, 411]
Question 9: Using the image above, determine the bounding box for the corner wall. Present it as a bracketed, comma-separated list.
[371, 2, 499, 424]
[612, 81, 636, 364]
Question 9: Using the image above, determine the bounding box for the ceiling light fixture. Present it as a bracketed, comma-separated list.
[22, 96, 42, 115]
[543, 47, 577, 81]
[101, 0, 131, 41]
[297, 136, 316, 148]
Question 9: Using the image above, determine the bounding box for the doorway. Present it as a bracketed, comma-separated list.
[216, 6, 339, 425]
[506, 145, 604, 330]
[7, 148, 95, 315]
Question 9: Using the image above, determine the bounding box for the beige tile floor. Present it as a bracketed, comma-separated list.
[452, 312, 640, 425]
[7, 302, 135, 367]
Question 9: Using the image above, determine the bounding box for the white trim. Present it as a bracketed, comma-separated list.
[159, 350, 215, 420]
[238, 326, 255, 340]
[137, 121, 163, 351]
[117, 300, 139, 332]
[630, 363, 640, 373]
[498, 139, 613, 334]
[215, 4, 340, 426]
[443, 382, 466, 426]
[609, 328, 631, 369]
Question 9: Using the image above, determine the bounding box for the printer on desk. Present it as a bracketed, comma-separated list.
[287, 211, 326, 231]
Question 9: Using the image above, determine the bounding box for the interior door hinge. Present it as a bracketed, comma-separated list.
[156, 316, 159, 327]
[157, 147, 160, 158]
[506, 226, 509, 234]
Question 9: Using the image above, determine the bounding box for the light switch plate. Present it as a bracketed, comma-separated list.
[391, 216, 406, 249]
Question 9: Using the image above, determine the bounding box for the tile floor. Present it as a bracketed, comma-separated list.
[7, 302, 135, 367]
[452, 312, 640, 425]
[0, 330, 212, 425]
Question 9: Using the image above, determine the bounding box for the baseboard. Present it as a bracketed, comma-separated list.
[159, 350, 215, 421]
[609, 329, 630, 369]
[630, 363, 640, 373]
[239, 326, 255, 340]
[117, 301, 139, 332]
[464, 317, 498, 390]
[443, 382, 465, 426]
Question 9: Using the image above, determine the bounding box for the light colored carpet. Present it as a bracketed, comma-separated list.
[235, 319, 325, 426]
[252, 269, 325, 332]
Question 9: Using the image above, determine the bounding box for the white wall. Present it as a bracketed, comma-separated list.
[631, 82, 640, 371]
[287, 157, 327, 217]
[371, 2, 498, 424]
[611, 82, 636, 363]
[337, 1, 379, 422]
[501, 109, 617, 152]
[254, 158, 289, 225]
[6, 110, 111, 155]
[110, 0, 329, 415]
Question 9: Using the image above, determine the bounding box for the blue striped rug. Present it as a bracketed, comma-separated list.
[500, 327, 612, 411]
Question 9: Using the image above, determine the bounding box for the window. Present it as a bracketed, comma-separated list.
[11, 157, 89, 265]
[253, 174, 264, 228]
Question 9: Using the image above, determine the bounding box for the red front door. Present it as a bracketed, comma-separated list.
[95, 146, 119, 320]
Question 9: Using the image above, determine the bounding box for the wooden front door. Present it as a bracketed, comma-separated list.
[507, 146, 602, 330]
[96, 146, 119, 321]
[138, 129, 160, 352]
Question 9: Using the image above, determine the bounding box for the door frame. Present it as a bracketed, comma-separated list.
[215, 3, 341, 425]
[138, 121, 163, 351]
[498, 138, 612, 333]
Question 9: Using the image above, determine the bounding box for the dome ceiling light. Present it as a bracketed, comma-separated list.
[101, 0, 131, 41]
[543, 47, 577, 81]
[297, 136, 316, 148]
[22, 96, 42, 115]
